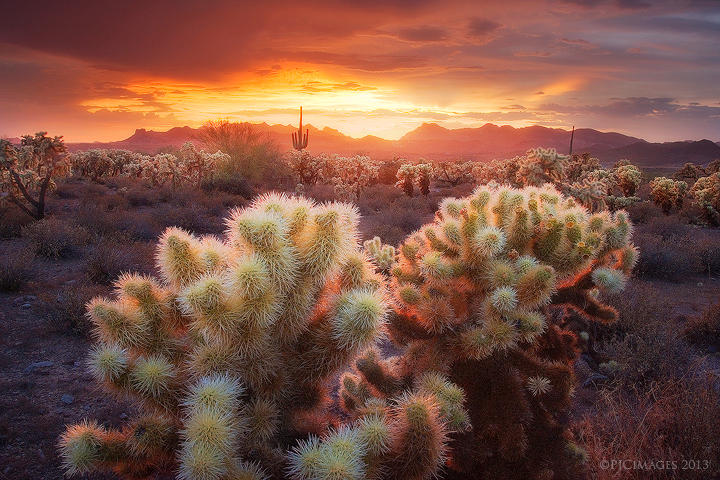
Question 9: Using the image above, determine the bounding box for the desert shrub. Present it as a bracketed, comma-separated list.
[695, 231, 720, 276]
[0, 207, 33, 238]
[196, 120, 279, 182]
[638, 214, 690, 240]
[41, 282, 108, 337]
[201, 169, 254, 198]
[0, 244, 35, 291]
[625, 200, 661, 224]
[576, 375, 720, 480]
[344, 183, 638, 479]
[600, 283, 692, 388]
[124, 184, 161, 207]
[633, 234, 696, 281]
[21, 217, 90, 258]
[84, 239, 154, 285]
[683, 298, 720, 350]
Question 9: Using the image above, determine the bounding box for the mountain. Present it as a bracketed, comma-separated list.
[66, 123, 720, 167]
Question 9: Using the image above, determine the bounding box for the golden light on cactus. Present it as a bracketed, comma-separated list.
[60, 193, 391, 479]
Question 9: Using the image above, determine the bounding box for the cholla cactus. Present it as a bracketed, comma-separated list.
[322, 155, 382, 202]
[395, 164, 416, 197]
[70, 149, 140, 180]
[649, 176, 687, 215]
[0, 132, 70, 219]
[363, 236, 396, 273]
[691, 172, 720, 225]
[473, 150, 641, 213]
[176, 142, 229, 186]
[433, 161, 474, 186]
[673, 162, 706, 185]
[396, 163, 433, 197]
[614, 164, 642, 197]
[347, 184, 637, 479]
[59, 193, 394, 479]
[284, 150, 328, 186]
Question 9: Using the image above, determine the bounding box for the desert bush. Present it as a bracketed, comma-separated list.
[60, 193, 467, 480]
[576, 375, 720, 480]
[599, 283, 692, 388]
[201, 169, 254, 198]
[84, 239, 154, 285]
[342, 183, 638, 479]
[0, 132, 71, 219]
[22, 217, 90, 258]
[625, 200, 661, 224]
[0, 207, 33, 238]
[41, 282, 108, 337]
[633, 234, 695, 281]
[683, 298, 720, 350]
[0, 244, 35, 291]
[196, 120, 279, 182]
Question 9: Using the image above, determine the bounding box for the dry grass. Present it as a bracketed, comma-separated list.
[21, 218, 90, 258]
[0, 244, 35, 292]
[576, 373, 720, 480]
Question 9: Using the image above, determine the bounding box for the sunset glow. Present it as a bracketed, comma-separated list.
[1, 0, 719, 142]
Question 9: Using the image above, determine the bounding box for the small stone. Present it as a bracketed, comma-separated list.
[24, 360, 54, 374]
[582, 373, 609, 388]
[24, 295, 37, 301]
[20, 303, 31, 310]
[13, 297, 24, 305]
[120, 413, 128, 420]
[708, 344, 718, 354]
[61, 394, 74, 405]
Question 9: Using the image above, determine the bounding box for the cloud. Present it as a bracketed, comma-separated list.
[397, 25, 449, 42]
[467, 17, 502, 38]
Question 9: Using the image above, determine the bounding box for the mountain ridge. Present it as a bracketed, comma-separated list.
[64, 122, 720, 167]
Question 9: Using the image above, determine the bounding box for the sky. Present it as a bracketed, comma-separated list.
[0, 0, 718, 143]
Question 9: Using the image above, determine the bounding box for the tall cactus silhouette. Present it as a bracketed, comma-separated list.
[292, 106, 309, 150]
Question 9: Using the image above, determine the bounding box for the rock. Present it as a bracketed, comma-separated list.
[24, 361, 54, 374]
[708, 344, 718, 354]
[23, 295, 37, 301]
[582, 373, 609, 388]
[13, 297, 24, 305]
[61, 394, 74, 405]
[120, 413, 128, 420]
[20, 303, 31, 310]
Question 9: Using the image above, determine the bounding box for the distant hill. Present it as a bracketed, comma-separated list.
[66, 123, 720, 167]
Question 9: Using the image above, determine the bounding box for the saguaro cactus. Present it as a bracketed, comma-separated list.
[344, 184, 637, 480]
[59, 193, 392, 479]
[292, 107, 309, 151]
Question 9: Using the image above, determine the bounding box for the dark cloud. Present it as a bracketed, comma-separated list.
[467, 17, 502, 38]
[397, 26, 449, 42]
